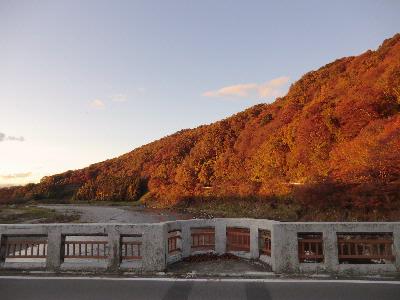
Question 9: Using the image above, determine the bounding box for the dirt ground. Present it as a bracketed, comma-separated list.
[167, 254, 272, 277]
[0, 204, 194, 224]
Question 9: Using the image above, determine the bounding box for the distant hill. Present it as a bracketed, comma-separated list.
[1, 34, 399, 221]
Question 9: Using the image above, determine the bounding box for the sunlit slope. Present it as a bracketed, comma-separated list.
[1, 34, 399, 219]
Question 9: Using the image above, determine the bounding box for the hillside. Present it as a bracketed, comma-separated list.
[1, 34, 400, 221]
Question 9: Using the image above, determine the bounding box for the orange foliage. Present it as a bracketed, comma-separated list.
[1, 34, 400, 220]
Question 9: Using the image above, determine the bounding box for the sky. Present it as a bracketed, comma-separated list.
[0, 0, 399, 186]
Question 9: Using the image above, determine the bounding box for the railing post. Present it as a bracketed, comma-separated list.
[107, 227, 121, 271]
[271, 223, 298, 273]
[46, 228, 63, 271]
[0, 234, 7, 267]
[215, 219, 227, 254]
[142, 223, 167, 272]
[181, 222, 191, 257]
[323, 229, 339, 273]
[394, 226, 400, 272]
[250, 225, 259, 259]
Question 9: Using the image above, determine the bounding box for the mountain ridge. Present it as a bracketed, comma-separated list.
[1, 34, 399, 221]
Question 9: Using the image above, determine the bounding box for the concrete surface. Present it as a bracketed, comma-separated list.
[1, 219, 400, 275]
[1, 277, 400, 300]
[0, 223, 167, 272]
[272, 221, 400, 274]
[167, 258, 271, 276]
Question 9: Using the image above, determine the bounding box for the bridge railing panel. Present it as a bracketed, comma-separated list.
[2, 236, 47, 262]
[337, 233, 395, 264]
[298, 233, 324, 263]
[121, 235, 142, 260]
[259, 230, 271, 256]
[168, 230, 182, 255]
[226, 227, 250, 252]
[63, 235, 109, 261]
[191, 227, 215, 252]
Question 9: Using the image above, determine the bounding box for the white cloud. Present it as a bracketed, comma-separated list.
[258, 76, 290, 98]
[202, 76, 290, 99]
[203, 83, 258, 98]
[90, 99, 105, 109]
[110, 89, 146, 103]
[111, 94, 128, 102]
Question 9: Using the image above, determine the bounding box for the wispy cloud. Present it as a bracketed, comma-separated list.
[111, 94, 128, 102]
[111, 89, 145, 102]
[258, 76, 290, 98]
[90, 99, 105, 109]
[0, 132, 25, 142]
[202, 76, 290, 99]
[203, 83, 258, 98]
[90, 89, 146, 109]
[0, 172, 32, 179]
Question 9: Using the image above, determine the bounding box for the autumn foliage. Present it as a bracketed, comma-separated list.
[1, 34, 400, 221]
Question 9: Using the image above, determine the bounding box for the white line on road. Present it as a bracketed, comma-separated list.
[0, 276, 400, 285]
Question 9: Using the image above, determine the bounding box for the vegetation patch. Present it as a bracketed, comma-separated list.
[0, 206, 80, 223]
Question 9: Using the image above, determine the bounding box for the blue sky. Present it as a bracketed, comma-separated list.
[1, 0, 399, 185]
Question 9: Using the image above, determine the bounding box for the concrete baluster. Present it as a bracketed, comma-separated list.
[250, 224, 259, 259]
[393, 227, 400, 272]
[215, 219, 227, 254]
[142, 223, 167, 272]
[46, 228, 63, 271]
[107, 227, 121, 271]
[323, 229, 339, 273]
[0, 234, 7, 267]
[181, 222, 192, 258]
[271, 224, 298, 273]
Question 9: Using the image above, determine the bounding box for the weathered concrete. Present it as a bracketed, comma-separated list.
[215, 219, 227, 255]
[0, 234, 6, 267]
[0, 219, 399, 275]
[141, 223, 167, 272]
[106, 227, 121, 271]
[271, 222, 400, 275]
[46, 228, 63, 271]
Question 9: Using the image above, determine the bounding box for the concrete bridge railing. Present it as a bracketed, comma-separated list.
[1, 219, 400, 275]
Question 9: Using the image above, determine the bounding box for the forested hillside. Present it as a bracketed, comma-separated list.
[1, 34, 399, 221]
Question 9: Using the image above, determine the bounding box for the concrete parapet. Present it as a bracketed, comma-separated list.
[0, 220, 399, 275]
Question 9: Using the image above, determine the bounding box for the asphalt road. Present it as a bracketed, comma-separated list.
[1, 277, 400, 300]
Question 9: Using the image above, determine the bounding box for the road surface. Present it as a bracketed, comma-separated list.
[1, 277, 400, 300]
